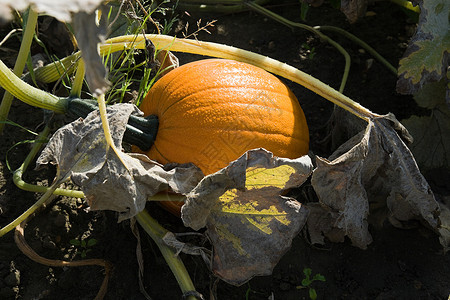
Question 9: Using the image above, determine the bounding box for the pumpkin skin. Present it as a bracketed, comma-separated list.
[137, 59, 309, 214]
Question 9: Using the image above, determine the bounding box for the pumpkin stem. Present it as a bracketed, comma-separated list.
[67, 98, 159, 150]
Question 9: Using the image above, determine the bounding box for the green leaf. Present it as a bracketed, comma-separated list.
[314, 274, 326, 282]
[302, 278, 311, 286]
[303, 267, 312, 277]
[309, 288, 318, 300]
[70, 239, 81, 246]
[397, 0, 450, 95]
[87, 238, 98, 247]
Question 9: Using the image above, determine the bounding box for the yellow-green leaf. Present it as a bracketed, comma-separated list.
[397, 0, 450, 95]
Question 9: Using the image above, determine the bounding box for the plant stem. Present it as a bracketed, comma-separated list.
[32, 53, 81, 83]
[245, 1, 351, 93]
[0, 8, 39, 133]
[0, 59, 67, 113]
[12, 126, 85, 198]
[70, 59, 86, 97]
[314, 25, 398, 76]
[135, 209, 198, 300]
[96, 93, 129, 169]
[2, 33, 379, 121]
[0, 174, 59, 237]
[104, 34, 378, 121]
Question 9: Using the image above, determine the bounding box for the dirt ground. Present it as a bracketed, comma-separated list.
[1, 1, 449, 299]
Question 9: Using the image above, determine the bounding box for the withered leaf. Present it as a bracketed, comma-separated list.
[311, 113, 441, 249]
[0, 0, 104, 24]
[72, 9, 110, 97]
[402, 80, 450, 171]
[182, 149, 312, 285]
[155, 50, 179, 78]
[1, 0, 112, 96]
[437, 198, 450, 253]
[402, 106, 450, 171]
[36, 103, 203, 221]
[340, 0, 368, 23]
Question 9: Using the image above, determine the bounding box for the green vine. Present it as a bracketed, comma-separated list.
[0, 8, 39, 133]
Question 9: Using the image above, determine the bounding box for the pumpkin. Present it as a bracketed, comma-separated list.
[135, 59, 309, 214]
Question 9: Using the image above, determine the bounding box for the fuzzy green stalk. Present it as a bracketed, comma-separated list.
[2, 33, 378, 121]
[0, 179, 59, 237]
[104, 35, 378, 121]
[135, 209, 198, 300]
[1, 127, 62, 237]
[0, 60, 67, 113]
[12, 126, 85, 198]
[70, 59, 86, 98]
[32, 53, 81, 83]
[0, 8, 39, 133]
[245, 1, 351, 93]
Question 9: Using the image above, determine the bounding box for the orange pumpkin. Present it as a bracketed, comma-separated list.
[135, 59, 309, 214]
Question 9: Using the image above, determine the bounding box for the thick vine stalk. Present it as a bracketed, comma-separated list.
[0, 8, 39, 132]
[135, 210, 199, 300]
[0, 60, 67, 113]
[1, 34, 380, 121]
[12, 126, 84, 198]
[104, 35, 380, 121]
[70, 58, 86, 98]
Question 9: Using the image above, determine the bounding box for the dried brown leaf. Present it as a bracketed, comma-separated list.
[402, 80, 450, 171]
[72, 9, 110, 96]
[0, 0, 104, 23]
[311, 114, 440, 249]
[36, 103, 203, 221]
[437, 197, 450, 252]
[340, 0, 368, 23]
[155, 50, 179, 78]
[182, 149, 312, 285]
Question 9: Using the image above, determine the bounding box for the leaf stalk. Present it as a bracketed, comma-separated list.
[104, 34, 379, 121]
[0, 8, 39, 132]
[135, 209, 199, 300]
[0, 60, 67, 113]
